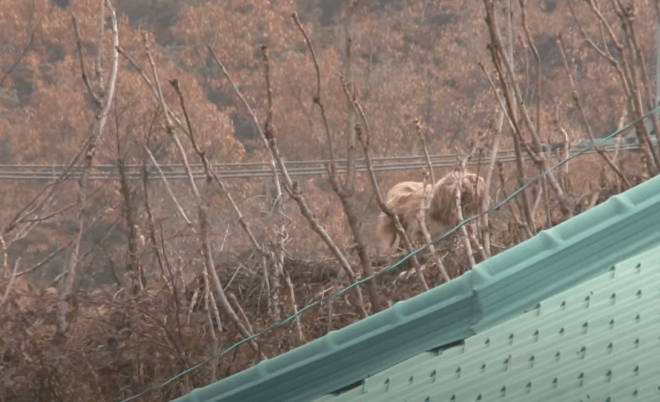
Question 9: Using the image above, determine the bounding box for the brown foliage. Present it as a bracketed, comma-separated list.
[0, 0, 658, 400]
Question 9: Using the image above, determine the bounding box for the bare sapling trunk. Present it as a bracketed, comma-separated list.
[55, 0, 119, 343]
[0, 237, 20, 311]
[201, 40, 299, 336]
[291, 4, 383, 312]
[483, 0, 573, 222]
[116, 146, 144, 290]
[167, 78, 265, 359]
[203, 266, 219, 382]
[455, 153, 476, 270]
[338, 0, 383, 313]
[261, 47, 304, 342]
[479, 61, 534, 239]
[141, 164, 186, 334]
[414, 119, 451, 283]
[479, 112, 504, 257]
[557, 35, 631, 189]
[123, 36, 266, 356]
[570, 0, 660, 175]
[243, 44, 367, 318]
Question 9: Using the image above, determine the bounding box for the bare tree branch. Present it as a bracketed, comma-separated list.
[0, 16, 36, 88]
[56, 0, 119, 342]
[167, 78, 265, 358]
[71, 11, 101, 106]
[557, 35, 631, 188]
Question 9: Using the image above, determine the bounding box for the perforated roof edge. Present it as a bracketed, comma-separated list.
[173, 174, 660, 402]
[315, 240, 660, 401]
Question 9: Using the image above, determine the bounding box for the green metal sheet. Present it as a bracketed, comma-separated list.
[318, 244, 660, 401]
[173, 174, 660, 402]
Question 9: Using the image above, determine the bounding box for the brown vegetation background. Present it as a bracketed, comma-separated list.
[1, 0, 658, 400]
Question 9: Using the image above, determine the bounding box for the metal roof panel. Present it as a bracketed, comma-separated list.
[317, 244, 660, 401]
[174, 174, 660, 402]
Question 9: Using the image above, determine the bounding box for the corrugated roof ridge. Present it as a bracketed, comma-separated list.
[322, 242, 660, 401]
[173, 174, 660, 402]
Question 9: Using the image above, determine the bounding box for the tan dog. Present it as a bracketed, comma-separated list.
[376, 172, 484, 254]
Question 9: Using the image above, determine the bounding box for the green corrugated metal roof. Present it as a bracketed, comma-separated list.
[173, 174, 660, 402]
[313, 242, 660, 401]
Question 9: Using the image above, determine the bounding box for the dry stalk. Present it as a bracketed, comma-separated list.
[455, 153, 476, 269]
[612, 0, 660, 169]
[341, 0, 359, 191]
[260, 254, 275, 316]
[187, 287, 199, 324]
[121, 43, 261, 251]
[71, 10, 100, 106]
[262, 110, 368, 318]
[291, 12, 336, 173]
[56, 0, 119, 342]
[326, 287, 334, 332]
[288, 12, 381, 312]
[228, 292, 255, 335]
[497, 162, 533, 240]
[261, 46, 301, 333]
[207, 43, 369, 318]
[134, 32, 264, 356]
[483, 0, 573, 219]
[0, 241, 19, 311]
[141, 166, 174, 296]
[116, 168, 140, 275]
[124, 38, 266, 354]
[478, 60, 535, 236]
[414, 119, 450, 283]
[354, 112, 431, 288]
[519, 0, 542, 137]
[571, 0, 659, 172]
[167, 78, 265, 359]
[3, 130, 88, 240]
[16, 241, 70, 277]
[143, 145, 194, 226]
[467, 227, 488, 262]
[557, 35, 631, 188]
[333, 79, 383, 311]
[206, 45, 283, 204]
[303, 0, 384, 313]
[480, 112, 503, 257]
[203, 268, 219, 382]
[201, 43, 286, 329]
[282, 262, 305, 344]
[519, 0, 554, 229]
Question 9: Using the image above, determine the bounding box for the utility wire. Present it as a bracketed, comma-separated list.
[117, 108, 660, 402]
[0, 144, 645, 181]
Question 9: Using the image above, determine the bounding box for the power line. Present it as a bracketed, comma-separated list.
[0, 143, 644, 181]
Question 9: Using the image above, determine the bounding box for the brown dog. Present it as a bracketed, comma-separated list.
[376, 172, 484, 254]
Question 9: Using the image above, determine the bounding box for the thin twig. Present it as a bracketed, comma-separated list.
[143, 145, 194, 226]
[291, 12, 336, 176]
[557, 35, 631, 188]
[207, 45, 284, 205]
[0, 257, 20, 310]
[71, 11, 101, 106]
